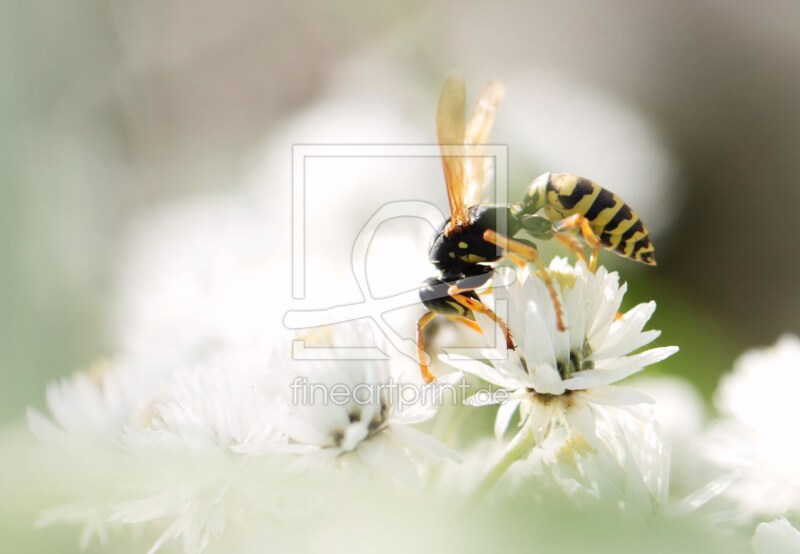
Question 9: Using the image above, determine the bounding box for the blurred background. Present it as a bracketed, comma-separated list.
[3, 0, 800, 429]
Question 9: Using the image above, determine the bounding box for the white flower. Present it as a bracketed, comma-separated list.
[516, 406, 670, 518]
[27, 359, 160, 446]
[444, 258, 678, 444]
[705, 335, 800, 519]
[26, 361, 159, 549]
[243, 322, 460, 482]
[132, 348, 286, 451]
[26, 350, 290, 553]
[752, 518, 800, 554]
[629, 376, 716, 498]
[27, 320, 461, 553]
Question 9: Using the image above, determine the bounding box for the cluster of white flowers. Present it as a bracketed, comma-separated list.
[16, 70, 800, 550]
[25, 236, 800, 552]
[27, 320, 463, 551]
[24, 245, 695, 553]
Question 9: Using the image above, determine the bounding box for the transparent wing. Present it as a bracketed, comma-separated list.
[436, 74, 468, 231]
[464, 81, 505, 208]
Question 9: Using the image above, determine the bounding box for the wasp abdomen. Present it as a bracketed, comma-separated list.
[540, 173, 656, 266]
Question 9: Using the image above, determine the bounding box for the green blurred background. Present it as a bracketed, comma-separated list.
[2, 0, 800, 428]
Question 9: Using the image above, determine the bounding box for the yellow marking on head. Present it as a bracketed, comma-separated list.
[458, 241, 468, 249]
[461, 254, 487, 263]
[448, 252, 456, 258]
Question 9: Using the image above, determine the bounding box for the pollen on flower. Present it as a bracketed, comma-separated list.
[555, 434, 596, 468]
[550, 268, 579, 290]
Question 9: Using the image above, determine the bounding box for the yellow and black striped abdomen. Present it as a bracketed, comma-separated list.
[543, 173, 656, 266]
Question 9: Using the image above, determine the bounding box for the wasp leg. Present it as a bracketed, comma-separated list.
[483, 229, 567, 332]
[553, 232, 589, 265]
[507, 253, 527, 268]
[416, 311, 438, 384]
[589, 247, 600, 272]
[552, 214, 602, 272]
[452, 315, 483, 334]
[447, 285, 515, 351]
[477, 285, 494, 297]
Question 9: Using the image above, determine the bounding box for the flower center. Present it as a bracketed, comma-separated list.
[556, 343, 594, 379]
[331, 402, 389, 451]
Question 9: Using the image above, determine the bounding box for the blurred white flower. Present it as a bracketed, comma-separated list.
[27, 359, 160, 446]
[113, 189, 434, 373]
[629, 375, 715, 497]
[518, 407, 670, 518]
[26, 361, 161, 549]
[629, 376, 705, 450]
[705, 335, 800, 519]
[133, 350, 286, 451]
[752, 518, 800, 554]
[113, 193, 294, 370]
[445, 258, 677, 444]
[27, 351, 290, 553]
[239, 323, 460, 482]
[28, 320, 461, 552]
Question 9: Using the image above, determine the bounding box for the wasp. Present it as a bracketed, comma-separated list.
[416, 75, 656, 383]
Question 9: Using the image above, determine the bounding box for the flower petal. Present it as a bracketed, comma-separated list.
[441, 353, 533, 390]
[564, 347, 679, 389]
[525, 401, 556, 443]
[752, 518, 800, 554]
[495, 399, 521, 440]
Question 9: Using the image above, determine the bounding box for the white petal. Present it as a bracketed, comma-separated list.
[588, 279, 626, 346]
[522, 282, 558, 369]
[595, 301, 657, 359]
[752, 518, 800, 554]
[495, 399, 521, 440]
[667, 471, 739, 517]
[564, 347, 679, 389]
[561, 399, 596, 441]
[525, 401, 556, 443]
[441, 354, 533, 390]
[531, 363, 567, 395]
[388, 425, 461, 462]
[594, 329, 661, 361]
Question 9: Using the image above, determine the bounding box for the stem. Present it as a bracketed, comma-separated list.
[469, 425, 536, 504]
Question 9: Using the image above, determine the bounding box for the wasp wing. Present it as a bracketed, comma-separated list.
[437, 74, 468, 233]
[464, 81, 505, 209]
